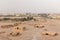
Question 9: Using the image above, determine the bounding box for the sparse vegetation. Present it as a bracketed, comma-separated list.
[41, 31, 58, 36]
[12, 16, 33, 21]
[3, 18, 11, 20]
[35, 25, 45, 28]
[0, 14, 59, 40]
[1, 25, 14, 28]
[10, 31, 21, 36]
[39, 14, 49, 18]
[0, 16, 33, 21]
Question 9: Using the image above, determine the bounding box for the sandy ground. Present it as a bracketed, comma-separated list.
[0, 18, 60, 40]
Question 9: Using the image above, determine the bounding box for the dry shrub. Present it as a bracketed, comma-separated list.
[1, 25, 14, 28]
[34, 24, 45, 28]
[3, 18, 11, 20]
[13, 27, 26, 32]
[33, 17, 47, 22]
[14, 22, 22, 26]
[0, 31, 5, 34]
[10, 31, 21, 36]
[9, 26, 26, 36]
[41, 31, 58, 36]
[14, 23, 19, 26]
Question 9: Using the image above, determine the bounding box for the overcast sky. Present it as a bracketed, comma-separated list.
[0, 0, 60, 13]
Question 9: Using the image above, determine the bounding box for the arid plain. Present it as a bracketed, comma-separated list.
[0, 14, 60, 40]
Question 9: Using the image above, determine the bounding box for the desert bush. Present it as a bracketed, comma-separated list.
[35, 25, 45, 28]
[14, 23, 19, 26]
[41, 31, 58, 36]
[12, 18, 27, 21]
[10, 31, 21, 36]
[13, 18, 21, 21]
[33, 19, 37, 21]
[14, 27, 26, 31]
[12, 16, 33, 21]
[0, 19, 3, 21]
[20, 18, 27, 21]
[1, 25, 14, 28]
[1, 16, 33, 21]
[9, 26, 26, 36]
[19, 16, 33, 21]
[3, 18, 11, 20]
[27, 16, 33, 20]
[40, 14, 49, 18]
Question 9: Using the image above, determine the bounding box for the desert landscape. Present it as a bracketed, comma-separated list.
[0, 13, 60, 40]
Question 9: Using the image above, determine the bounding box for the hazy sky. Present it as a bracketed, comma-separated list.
[0, 0, 60, 13]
